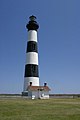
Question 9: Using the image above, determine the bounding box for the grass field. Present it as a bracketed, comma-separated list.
[0, 98, 80, 120]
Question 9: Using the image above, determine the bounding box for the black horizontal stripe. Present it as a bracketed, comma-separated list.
[24, 64, 39, 77]
[27, 41, 38, 53]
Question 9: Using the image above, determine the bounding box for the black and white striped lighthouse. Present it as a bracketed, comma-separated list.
[23, 15, 39, 94]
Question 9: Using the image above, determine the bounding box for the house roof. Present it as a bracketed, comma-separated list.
[27, 86, 51, 91]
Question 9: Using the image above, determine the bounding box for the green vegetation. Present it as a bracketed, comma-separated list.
[0, 98, 80, 120]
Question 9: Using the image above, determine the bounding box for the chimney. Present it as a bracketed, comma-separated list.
[44, 83, 47, 87]
[30, 82, 32, 86]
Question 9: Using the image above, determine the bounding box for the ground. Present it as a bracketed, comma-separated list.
[0, 97, 80, 120]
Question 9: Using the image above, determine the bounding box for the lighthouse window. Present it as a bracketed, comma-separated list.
[32, 43, 36, 50]
[31, 65, 36, 74]
[32, 65, 36, 72]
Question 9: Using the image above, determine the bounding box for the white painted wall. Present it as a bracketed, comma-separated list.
[26, 52, 38, 65]
[32, 91, 39, 99]
[23, 77, 39, 91]
[28, 30, 37, 42]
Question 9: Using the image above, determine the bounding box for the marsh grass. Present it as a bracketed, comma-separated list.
[0, 98, 80, 120]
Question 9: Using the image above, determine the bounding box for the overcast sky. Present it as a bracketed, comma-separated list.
[0, 0, 80, 94]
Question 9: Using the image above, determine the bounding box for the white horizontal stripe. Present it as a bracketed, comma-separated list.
[23, 77, 39, 91]
[28, 30, 37, 42]
[26, 52, 38, 65]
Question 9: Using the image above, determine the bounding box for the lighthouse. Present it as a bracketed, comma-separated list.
[23, 15, 39, 95]
[22, 15, 50, 98]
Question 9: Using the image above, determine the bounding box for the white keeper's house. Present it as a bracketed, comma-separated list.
[27, 82, 50, 99]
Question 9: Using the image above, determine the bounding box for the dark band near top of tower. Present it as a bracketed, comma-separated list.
[27, 41, 38, 53]
[26, 15, 39, 31]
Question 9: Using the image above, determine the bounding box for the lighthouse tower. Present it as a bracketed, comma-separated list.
[23, 15, 39, 94]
